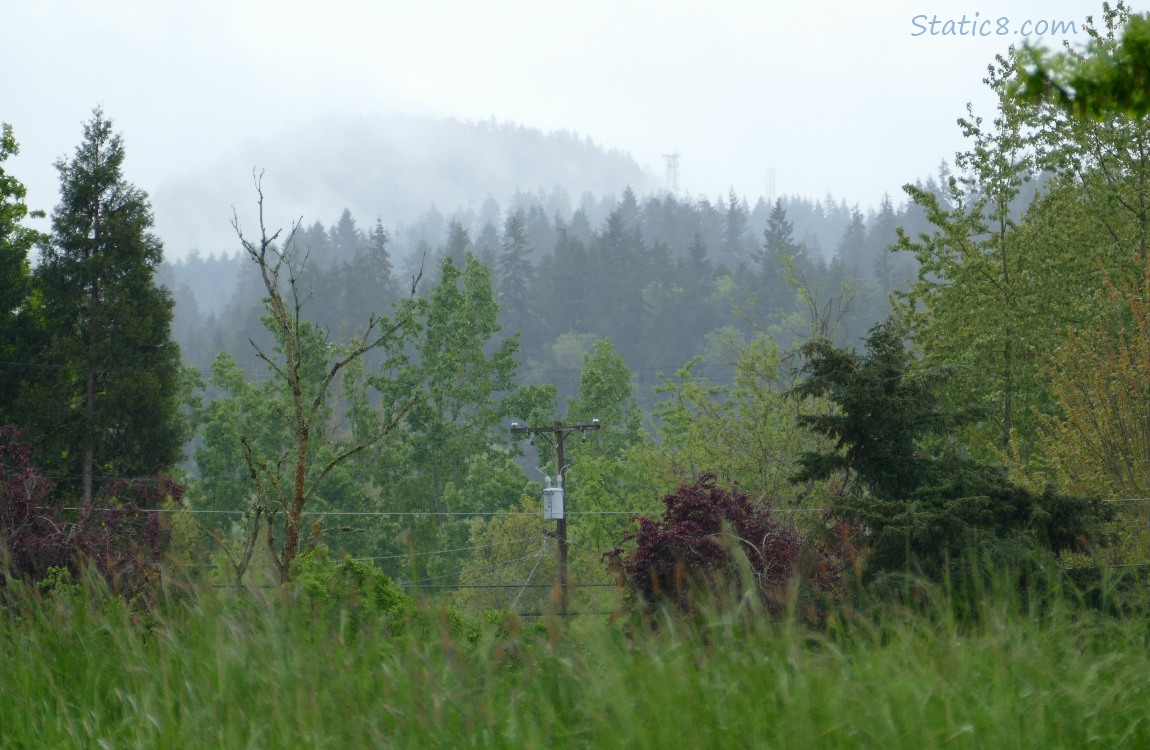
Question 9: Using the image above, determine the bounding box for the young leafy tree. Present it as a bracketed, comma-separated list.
[512, 339, 663, 613]
[227, 175, 420, 583]
[1036, 271, 1150, 499]
[649, 335, 834, 505]
[31, 109, 183, 503]
[896, 62, 1037, 453]
[0, 124, 47, 426]
[370, 252, 555, 583]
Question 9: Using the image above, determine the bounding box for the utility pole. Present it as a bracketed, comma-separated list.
[510, 419, 600, 614]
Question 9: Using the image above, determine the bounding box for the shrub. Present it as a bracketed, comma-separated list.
[0, 425, 63, 576]
[289, 545, 415, 639]
[0, 424, 183, 601]
[604, 474, 851, 620]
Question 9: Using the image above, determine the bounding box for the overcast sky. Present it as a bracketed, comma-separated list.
[1, 0, 1127, 258]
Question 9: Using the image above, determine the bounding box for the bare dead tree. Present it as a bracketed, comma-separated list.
[230, 171, 421, 584]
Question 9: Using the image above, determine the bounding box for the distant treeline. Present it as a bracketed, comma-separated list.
[162, 180, 958, 407]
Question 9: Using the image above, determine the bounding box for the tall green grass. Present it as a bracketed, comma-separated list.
[2, 567, 1149, 748]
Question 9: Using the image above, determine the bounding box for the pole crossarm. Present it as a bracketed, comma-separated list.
[510, 420, 601, 440]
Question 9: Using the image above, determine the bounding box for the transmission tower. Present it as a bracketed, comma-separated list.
[662, 153, 680, 196]
[766, 167, 777, 206]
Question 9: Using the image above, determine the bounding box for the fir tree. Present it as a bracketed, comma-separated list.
[32, 109, 184, 502]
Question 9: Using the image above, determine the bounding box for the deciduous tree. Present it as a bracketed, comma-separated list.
[0, 124, 46, 426]
[226, 175, 419, 584]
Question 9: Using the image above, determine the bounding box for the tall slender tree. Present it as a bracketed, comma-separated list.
[497, 209, 536, 347]
[32, 109, 183, 503]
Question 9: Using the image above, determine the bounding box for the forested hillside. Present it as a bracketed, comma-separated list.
[1, 4, 1148, 617]
[161, 184, 937, 411]
[152, 115, 655, 260]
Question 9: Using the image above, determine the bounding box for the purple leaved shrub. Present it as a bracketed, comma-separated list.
[604, 474, 854, 620]
[0, 424, 183, 599]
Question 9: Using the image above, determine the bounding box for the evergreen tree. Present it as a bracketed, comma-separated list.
[32, 109, 184, 502]
[328, 208, 363, 264]
[762, 198, 800, 258]
[436, 222, 471, 281]
[832, 206, 867, 279]
[587, 208, 647, 354]
[753, 199, 801, 330]
[496, 209, 537, 347]
[868, 194, 903, 290]
[473, 221, 500, 268]
[295, 220, 331, 269]
[721, 188, 750, 265]
[790, 319, 1102, 577]
[523, 204, 555, 263]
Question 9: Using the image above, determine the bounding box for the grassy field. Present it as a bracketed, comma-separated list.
[2, 570, 1149, 749]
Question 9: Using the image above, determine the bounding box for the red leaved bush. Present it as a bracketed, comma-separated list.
[0, 424, 183, 596]
[0, 424, 63, 576]
[604, 474, 852, 618]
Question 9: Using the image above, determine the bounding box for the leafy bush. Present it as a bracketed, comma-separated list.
[289, 545, 415, 639]
[0, 425, 62, 576]
[0, 424, 182, 600]
[604, 474, 851, 619]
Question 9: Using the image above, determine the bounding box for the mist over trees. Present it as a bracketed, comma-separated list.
[163, 182, 935, 404]
[152, 114, 654, 260]
[7, 3, 1150, 616]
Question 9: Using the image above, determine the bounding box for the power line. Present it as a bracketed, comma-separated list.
[400, 583, 614, 590]
[510, 541, 548, 611]
[362, 534, 540, 562]
[401, 548, 546, 587]
[63, 505, 663, 518]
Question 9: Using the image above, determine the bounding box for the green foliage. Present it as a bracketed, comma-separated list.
[0, 123, 46, 425]
[896, 55, 1045, 455]
[792, 320, 1105, 578]
[28, 109, 183, 498]
[649, 334, 833, 504]
[288, 545, 414, 638]
[5, 566, 1150, 748]
[368, 252, 555, 582]
[791, 318, 961, 500]
[35, 566, 81, 599]
[453, 495, 554, 613]
[1014, 2, 1150, 118]
[565, 338, 642, 457]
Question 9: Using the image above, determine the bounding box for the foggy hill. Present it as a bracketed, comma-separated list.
[151, 114, 655, 259]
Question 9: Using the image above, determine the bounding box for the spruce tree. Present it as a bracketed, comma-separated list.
[32, 109, 183, 502]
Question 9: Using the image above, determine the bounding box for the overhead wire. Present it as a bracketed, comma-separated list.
[509, 539, 548, 612]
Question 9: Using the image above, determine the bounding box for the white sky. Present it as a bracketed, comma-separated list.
[1, 0, 1128, 258]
